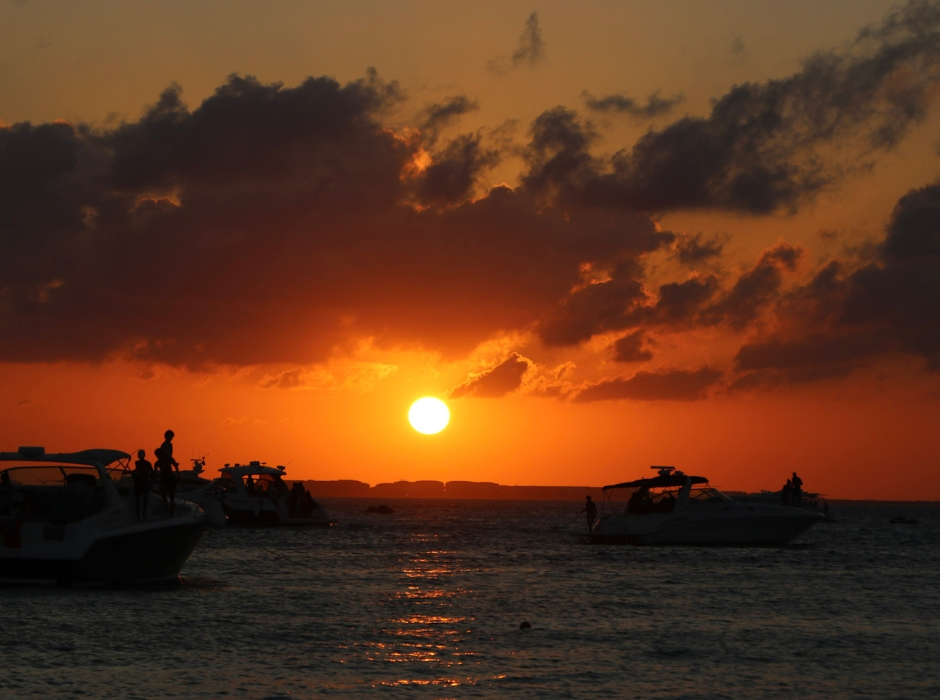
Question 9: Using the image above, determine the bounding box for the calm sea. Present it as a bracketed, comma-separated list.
[1, 499, 938, 699]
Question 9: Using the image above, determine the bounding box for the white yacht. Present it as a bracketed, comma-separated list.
[0, 447, 208, 584]
[214, 461, 333, 526]
[587, 466, 824, 546]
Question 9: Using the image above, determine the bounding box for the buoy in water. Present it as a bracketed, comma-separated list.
[519, 621, 531, 629]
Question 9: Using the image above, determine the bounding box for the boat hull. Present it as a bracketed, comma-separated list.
[588, 506, 823, 546]
[0, 519, 208, 584]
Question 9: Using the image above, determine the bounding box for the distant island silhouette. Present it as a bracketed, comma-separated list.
[292, 479, 607, 501]
[290, 480, 938, 503]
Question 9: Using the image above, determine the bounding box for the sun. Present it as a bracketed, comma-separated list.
[408, 397, 450, 435]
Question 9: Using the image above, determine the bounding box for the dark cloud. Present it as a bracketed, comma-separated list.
[538, 241, 798, 348]
[0, 72, 672, 367]
[419, 96, 480, 143]
[702, 243, 802, 329]
[611, 330, 653, 363]
[450, 353, 530, 398]
[520, 107, 598, 200]
[524, 1, 940, 213]
[732, 332, 890, 388]
[574, 367, 724, 402]
[487, 12, 546, 75]
[414, 133, 501, 205]
[537, 260, 655, 347]
[512, 12, 545, 67]
[673, 232, 726, 267]
[637, 275, 722, 328]
[5, 2, 940, 393]
[582, 90, 684, 119]
[731, 179, 940, 386]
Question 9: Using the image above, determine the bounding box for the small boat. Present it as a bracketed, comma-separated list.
[587, 466, 825, 546]
[889, 515, 919, 525]
[176, 456, 214, 493]
[0, 447, 208, 584]
[366, 504, 394, 514]
[214, 462, 333, 526]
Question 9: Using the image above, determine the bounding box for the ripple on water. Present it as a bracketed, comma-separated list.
[1, 500, 939, 698]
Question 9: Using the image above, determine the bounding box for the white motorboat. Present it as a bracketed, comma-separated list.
[0, 447, 208, 584]
[214, 461, 333, 526]
[587, 466, 824, 546]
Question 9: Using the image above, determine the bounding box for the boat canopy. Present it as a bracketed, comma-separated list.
[220, 462, 287, 477]
[602, 474, 709, 491]
[0, 447, 130, 466]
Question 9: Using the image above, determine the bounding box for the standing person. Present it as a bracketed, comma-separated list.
[782, 478, 793, 505]
[132, 449, 154, 522]
[160, 430, 179, 470]
[581, 495, 597, 532]
[791, 472, 804, 504]
[154, 447, 179, 515]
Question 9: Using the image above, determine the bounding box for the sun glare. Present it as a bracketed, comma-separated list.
[408, 397, 450, 435]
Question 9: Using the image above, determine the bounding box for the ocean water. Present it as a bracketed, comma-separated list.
[1, 499, 938, 699]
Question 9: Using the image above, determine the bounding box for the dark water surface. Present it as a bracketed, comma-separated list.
[2, 500, 938, 699]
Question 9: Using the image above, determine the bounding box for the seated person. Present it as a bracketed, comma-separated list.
[627, 488, 651, 514]
[659, 492, 677, 513]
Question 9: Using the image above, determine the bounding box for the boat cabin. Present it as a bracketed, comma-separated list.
[602, 466, 731, 515]
[0, 448, 130, 528]
[216, 462, 290, 499]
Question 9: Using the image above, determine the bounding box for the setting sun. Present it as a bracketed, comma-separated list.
[408, 397, 450, 435]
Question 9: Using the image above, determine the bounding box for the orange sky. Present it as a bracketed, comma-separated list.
[2, 0, 940, 499]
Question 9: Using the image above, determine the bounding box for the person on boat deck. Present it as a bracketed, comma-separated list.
[580, 495, 597, 532]
[160, 430, 178, 470]
[288, 482, 304, 518]
[627, 488, 651, 514]
[781, 478, 793, 505]
[299, 488, 314, 518]
[791, 472, 804, 503]
[132, 449, 154, 522]
[154, 447, 179, 515]
[659, 491, 677, 513]
[245, 474, 256, 494]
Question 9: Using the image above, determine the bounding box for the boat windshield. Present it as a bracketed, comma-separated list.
[0, 465, 115, 523]
[0, 464, 124, 487]
[688, 487, 733, 503]
[217, 472, 240, 493]
[255, 474, 286, 496]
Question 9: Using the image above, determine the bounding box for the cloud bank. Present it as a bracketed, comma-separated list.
[3, 1, 940, 402]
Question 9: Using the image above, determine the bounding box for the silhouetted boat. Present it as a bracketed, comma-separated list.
[213, 462, 333, 526]
[0, 447, 208, 584]
[889, 515, 919, 524]
[586, 466, 824, 546]
[366, 504, 394, 514]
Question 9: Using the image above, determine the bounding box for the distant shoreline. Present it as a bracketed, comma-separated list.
[294, 479, 939, 504]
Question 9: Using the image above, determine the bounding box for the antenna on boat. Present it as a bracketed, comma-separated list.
[652, 465, 675, 477]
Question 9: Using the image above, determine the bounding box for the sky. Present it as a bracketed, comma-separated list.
[2, 0, 940, 499]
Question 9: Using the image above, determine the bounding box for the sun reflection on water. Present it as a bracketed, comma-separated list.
[355, 536, 482, 686]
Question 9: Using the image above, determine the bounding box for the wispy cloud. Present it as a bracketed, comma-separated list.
[486, 12, 546, 75]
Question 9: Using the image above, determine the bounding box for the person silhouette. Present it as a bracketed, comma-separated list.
[160, 430, 178, 470]
[154, 447, 179, 515]
[782, 478, 793, 505]
[791, 472, 804, 504]
[581, 495, 597, 531]
[132, 449, 154, 522]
